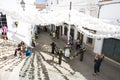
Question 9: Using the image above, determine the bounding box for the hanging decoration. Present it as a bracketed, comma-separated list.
[14, 21, 19, 27]
[1, 4, 120, 39]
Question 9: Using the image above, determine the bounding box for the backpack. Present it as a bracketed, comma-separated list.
[26, 48, 31, 56]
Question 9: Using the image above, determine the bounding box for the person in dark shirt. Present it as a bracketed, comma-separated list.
[51, 42, 56, 54]
[14, 42, 22, 56]
[93, 54, 104, 76]
[79, 46, 86, 61]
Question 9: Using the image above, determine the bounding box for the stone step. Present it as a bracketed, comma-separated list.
[0, 39, 18, 59]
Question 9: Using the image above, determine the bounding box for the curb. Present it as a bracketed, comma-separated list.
[105, 56, 120, 66]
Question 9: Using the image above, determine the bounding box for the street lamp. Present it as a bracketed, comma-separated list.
[20, 0, 25, 11]
[51, 1, 53, 5]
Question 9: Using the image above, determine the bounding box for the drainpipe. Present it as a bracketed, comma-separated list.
[97, 4, 102, 18]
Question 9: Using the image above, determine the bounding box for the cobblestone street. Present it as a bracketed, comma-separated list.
[0, 31, 120, 80]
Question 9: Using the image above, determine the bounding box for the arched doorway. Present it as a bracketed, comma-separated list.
[51, 24, 55, 31]
[64, 26, 68, 36]
[56, 26, 60, 39]
[70, 28, 74, 39]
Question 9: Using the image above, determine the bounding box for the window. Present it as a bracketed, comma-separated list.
[79, 8, 85, 13]
[0, 12, 7, 28]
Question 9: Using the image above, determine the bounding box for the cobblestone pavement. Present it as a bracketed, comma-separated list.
[35, 31, 120, 80]
[0, 31, 120, 80]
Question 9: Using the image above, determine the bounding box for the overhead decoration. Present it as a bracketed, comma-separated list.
[15, 21, 19, 27]
[0, 0, 120, 39]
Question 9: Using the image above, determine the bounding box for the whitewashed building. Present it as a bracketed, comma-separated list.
[0, 0, 38, 46]
[47, 0, 98, 17]
[45, 0, 99, 52]
[1, 0, 119, 62]
[44, 0, 120, 63]
[97, 0, 120, 62]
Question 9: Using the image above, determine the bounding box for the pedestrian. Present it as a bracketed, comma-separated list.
[97, 54, 104, 73]
[20, 41, 26, 58]
[32, 37, 36, 47]
[56, 30, 59, 39]
[44, 26, 47, 32]
[14, 41, 22, 56]
[68, 36, 73, 45]
[64, 43, 71, 58]
[58, 49, 63, 65]
[2, 24, 8, 34]
[1, 32, 7, 40]
[76, 38, 81, 50]
[79, 46, 86, 61]
[1, 25, 8, 40]
[51, 42, 56, 54]
[52, 31, 56, 38]
[93, 54, 103, 76]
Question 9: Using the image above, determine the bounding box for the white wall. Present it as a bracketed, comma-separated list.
[50, 0, 98, 16]
[99, 3, 120, 26]
[0, 0, 37, 46]
[93, 38, 104, 54]
[83, 34, 87, 44]
[93, 2, 120, 54]
[74, 27, 77, 40]
[7, 16, 33, 46]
